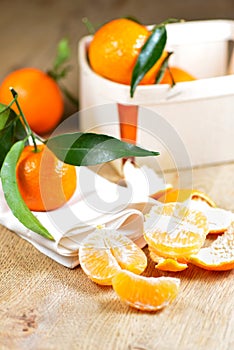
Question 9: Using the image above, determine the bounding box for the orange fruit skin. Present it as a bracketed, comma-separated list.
[0, 68, 64, 135]
[16, 144, 77, 211]
[88, 18, 166, 85]
[160, 66, 196, 85]
[189, 221, 234, 271]
[157, 188, 216, 208]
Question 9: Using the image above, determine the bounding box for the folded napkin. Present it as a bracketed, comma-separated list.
[0, 163, 166, 268]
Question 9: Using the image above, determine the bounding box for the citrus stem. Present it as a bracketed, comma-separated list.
[10, 88, 38, 152]
[82, 17, 96, 34]
[167, 66, 176, 87]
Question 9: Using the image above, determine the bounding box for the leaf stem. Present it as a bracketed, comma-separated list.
[167, 66, 176, 87]
[82, 17, 96, 34]
[59, 83, 79, 108]
[10, 88, 38, 152]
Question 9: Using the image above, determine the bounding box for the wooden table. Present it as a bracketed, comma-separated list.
[0, 161, 234, 350]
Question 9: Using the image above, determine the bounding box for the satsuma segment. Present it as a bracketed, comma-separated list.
[16, 144, 77, 211]
[112, 270, 180, 311]
[160, 66, 196, 85]
[0, 68, 64, 135]
[189, 221, 234, 271]
[157, 188, 216, 208]
[79, 229, 147, 285]
[144, 203, 209, 260]
[88, 18, 167, 85]
[149, 247, 188, 272]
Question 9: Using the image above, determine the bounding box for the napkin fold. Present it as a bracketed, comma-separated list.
[0, 163, 167, 268]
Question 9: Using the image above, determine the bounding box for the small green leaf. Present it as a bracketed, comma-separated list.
[0, 104, 27, 169]
[46, 132, 159, 166]
[0, 103, 12, 130]
[130, 25, 167, 97]
[53, 38, 71, 71]
[1, 140, 54, 241]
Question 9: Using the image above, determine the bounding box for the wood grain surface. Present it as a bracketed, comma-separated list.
[0, 162, 233, 350]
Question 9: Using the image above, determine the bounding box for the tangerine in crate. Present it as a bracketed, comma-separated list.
[88, 18, 168, 86]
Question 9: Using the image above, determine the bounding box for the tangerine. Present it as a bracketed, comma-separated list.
[88, 18, 166, 85]
[160, 66, 196, 85]
[79, 228, 147, 285]
[16, 144, 77, 211]
[144, 203, 209, 260]
[0, 68, 64, 135]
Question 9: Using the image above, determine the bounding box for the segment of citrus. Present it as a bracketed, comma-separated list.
[160, 66, 196, 85]
[144, 203, 209, 260]
[149, 247, 188, 272]
[16, 144, 77, 211]
[88, 18, 167, 85]
[79, 229, 147, 285]
[157, 188, 216, 207]
[189, 221, 234, 271]
[112, 270, 180, 311]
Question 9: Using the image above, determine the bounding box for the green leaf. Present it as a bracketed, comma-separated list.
[46, 132, 159, 166]
[0, 104, 28, 169]
[1, 140, 54, 241]
[0, 103, 12, 130]
[130, 25, 167, 97]
[53, 38, 71, 71]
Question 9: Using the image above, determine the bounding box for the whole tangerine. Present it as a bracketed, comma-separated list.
[0, 68, 64, 135]
[16, 144, 77, 211]
[88, 18, 166, 85]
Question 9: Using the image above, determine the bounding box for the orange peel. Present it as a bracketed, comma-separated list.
[157, 189, 216, 208]
[189, 221, 234, 271]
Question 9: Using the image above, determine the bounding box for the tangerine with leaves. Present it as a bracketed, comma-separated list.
[16, 144, 76, 211]
[88, 18, 166, 85]
[0, 68, 64, 135]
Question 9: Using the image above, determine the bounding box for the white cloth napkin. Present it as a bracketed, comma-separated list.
[0, 164, 166, 268]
